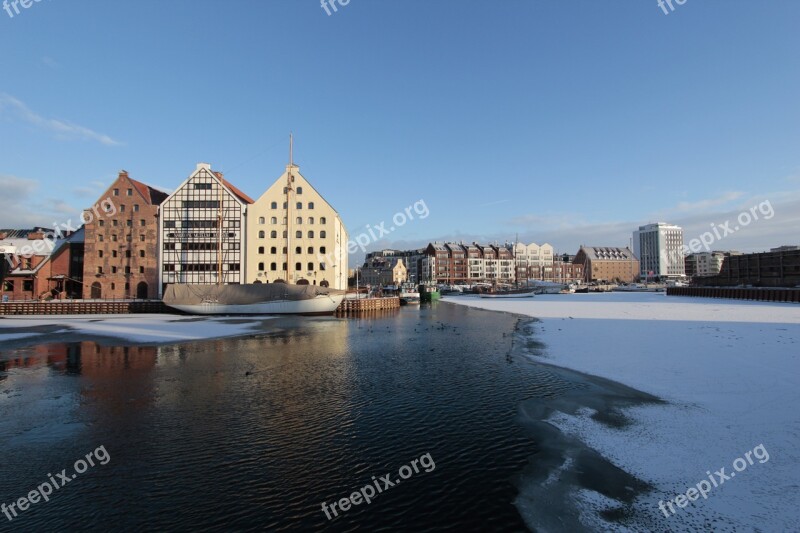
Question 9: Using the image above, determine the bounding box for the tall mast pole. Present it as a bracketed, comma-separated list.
[285, 133, 293, 284]
[217, 173, 223, 285]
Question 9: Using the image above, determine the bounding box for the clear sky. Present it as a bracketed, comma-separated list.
[1, 0, 798, 259]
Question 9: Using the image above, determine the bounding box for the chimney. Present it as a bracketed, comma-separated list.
[196, 162, 212, 172]
[28, 232, 45, 240]
[119, 170, 128, 178]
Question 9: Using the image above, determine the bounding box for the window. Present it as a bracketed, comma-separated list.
[126, 235, 132, 242]
[295, 262, 302, 271]
[134, 205, 140, 212]
[320, 231, 326, 238]
[283, 230, 288, 238]
[282, 247, 287, 254]
[98, 250, 104, 258]
[295, 231, 302, 239]
[125, 250, 131, 258]
[125, 266, 131, 274]
[112, 266, 118, 274]
[258, 247, 265, 254]
[113, 188, 119, 196]
[296, 186, 303, 195]
[113, 220, 119, 227]
[308, 231, 314, 238]
[320, 217, 327, 224]
[295, 246, 301, 254]
[164, 264, 176, 272]
[308, 202, 315, 210]
[319, 262, 326, 271]
[270, 231, 277, 238]
[271, 217, 277, 225]
[308, 262, 314, 271]
[164, 221, 176, 228]
[270, 247, 277, 254]
[139, 266, 145, 274]
[258, 262, 265, 271]
[112, 250, 118, 258]
[308, 247, 314, 254]
[127, 189, 133, 196]
[140, 220, 146, 227]
[296, 217, 302, 225]
[139, 250, 145, 258]
[259, 230, 265, 238]
[111, 234, 118, 242]
[320, 246, 326, 254]
[2, 280, 13, 291]
[97, 266, 103, 274]
[259, 217, 265, 224]
[308, 217, 314, 224]
[270, 263, 277, 271]
[125, 282, 130, 290]
[283, 187, 288, 194]
[99, 220, 105, 227]
[195, 183, 212, 190]
[282, 217, 287, 225]
[283, 202, 287, 209]
[120, 205, 125, 213]
[270, 202, 277, 209]
[140, 234, 145, 242]
[111, 283, 116, 290]
[282, 263, 287, 271]
[126, 220, 132, 227]
[99, 235, 104, 242]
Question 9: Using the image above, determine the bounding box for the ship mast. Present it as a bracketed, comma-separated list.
[285, 134, 293, 284]
[217, 171, 223, 285]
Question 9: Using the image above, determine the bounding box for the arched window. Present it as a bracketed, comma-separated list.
[320, 231, 327, 238]
[296, 202, 302, 210]
[270, 246, 277, 254]
[295, 231, 302, 238]
[295, 262, 302, 271]
[308, 231, 314, 238]
[270, 263, 277, 271]
[271, 217, 277, 224]
[258, 247, 265, 254]
[320, 246, 326, 254]
[259, 230, 265, 238]
[308, 247, 314, 254]
[307, 262, 314, 271]
[271, 201, 277, 209]
[308, 202, 315, 210]
[270, 230, 277, 238]
[258, 217, 265, 224]
[296, 217, 302, 225]
[320, 217, 327, 224]
[308, 217, 314, 224]
[296, 186, 303, 195]
[258, 262, 265, 271]
[295, 246, 301, 254]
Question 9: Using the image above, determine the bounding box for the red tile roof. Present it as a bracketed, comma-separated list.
[215, 172, 255, 204]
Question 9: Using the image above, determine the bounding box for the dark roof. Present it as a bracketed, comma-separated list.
[0, 227, 52, 239]
[129, 177, 170, 205]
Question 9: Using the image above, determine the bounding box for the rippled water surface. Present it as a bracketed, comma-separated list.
[0, 304, 589, 532]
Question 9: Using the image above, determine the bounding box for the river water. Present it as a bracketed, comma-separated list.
[0, 303, 657, 532]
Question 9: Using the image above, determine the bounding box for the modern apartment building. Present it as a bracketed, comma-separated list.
[633, 223, 685, 280]
[684, 251, 732, 278]
[158, 163, 254, 295]
[574, 246, 639, 283]
[83, 171, 168, 299]
[245, 162, 348, 289]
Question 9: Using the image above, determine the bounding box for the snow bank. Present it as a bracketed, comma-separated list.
[446, 293, 800, 531]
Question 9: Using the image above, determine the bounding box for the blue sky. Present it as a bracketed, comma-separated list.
[1, 0, 798, 258]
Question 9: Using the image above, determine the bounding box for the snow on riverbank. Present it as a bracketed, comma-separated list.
[0, 314, 277, 345]
[447, 293, 800, 531]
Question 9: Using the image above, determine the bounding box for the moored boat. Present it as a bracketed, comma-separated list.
[163, 283, 345, 315]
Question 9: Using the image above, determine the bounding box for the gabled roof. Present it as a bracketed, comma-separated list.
[128, 176, 170, 205]
[215, 172, 255, 204]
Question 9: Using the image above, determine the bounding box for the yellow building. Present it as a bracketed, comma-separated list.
[245, 163, 348, 289]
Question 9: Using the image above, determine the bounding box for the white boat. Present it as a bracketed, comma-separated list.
[163, 283, 345, 315]
[479, 287, 536, 299]
[528, 280, 567, 294]
[612, 283, 663, 293]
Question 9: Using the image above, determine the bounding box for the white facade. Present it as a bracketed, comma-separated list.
[633, 223, 685, 279]
[688, 251, 726, 277]
[158, 163, 251, 295]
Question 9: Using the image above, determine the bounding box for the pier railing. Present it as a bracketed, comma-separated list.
[336, 296, 400, 314]
[0, 300, 168, 316]
[667, 287, 800, 303]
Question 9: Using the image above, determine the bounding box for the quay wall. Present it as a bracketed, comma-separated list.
[667, 287, 800, 303]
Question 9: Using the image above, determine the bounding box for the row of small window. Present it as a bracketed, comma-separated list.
[181, 201, 220, 209]
[164, 220, 240, 229]
[95, 266, 144, 274]
[164, 242, 240, 251]
[163, 264, 240, 272]
[267, 201, 315, 211]
[98, 250, 146, 258]
[283, 187, 304, 195]
[258, 246, 327, 255]
[258, 230, 327, 239]
[258, 216, 327, 225]
[258, 263, 326, 272]
[95, 234, 145, 242]
[112, 189, 135, 196]
[99, 219, 146, 227]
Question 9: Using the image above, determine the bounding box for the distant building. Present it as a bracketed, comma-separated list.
[696, 249, 800, 288]
[574, 246, 638, 284]
[0, 228, 83, 300]
[685, 251, 727, 278]
[158, 163, 254, 295]
[633, 223, 685, 280]
[770, 245, 799, 252]
[360, 257, 407, 286]
[83, 171, 168, 299]
[245, 162, 348, 289]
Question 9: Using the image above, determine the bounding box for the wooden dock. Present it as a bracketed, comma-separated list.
[667, 287, 800, 303]
[336, 296, 400, 314]
[0, 300, 169, 316]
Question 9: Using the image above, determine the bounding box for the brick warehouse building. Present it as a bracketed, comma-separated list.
[574, 246, 639, 284]
[83, 171, 169, 299]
